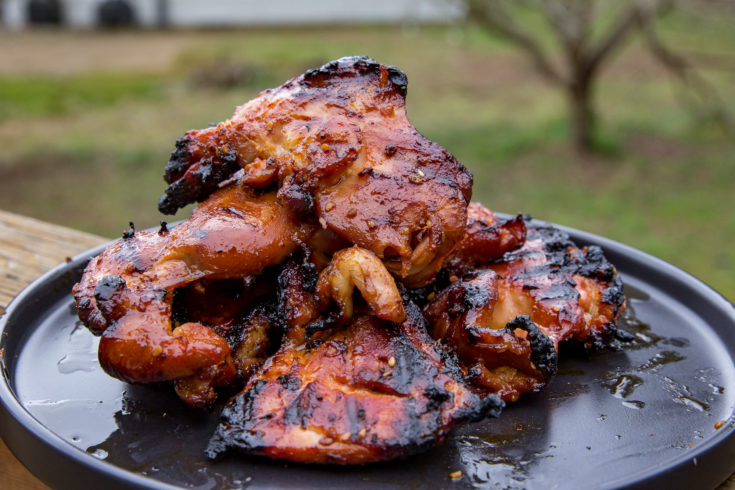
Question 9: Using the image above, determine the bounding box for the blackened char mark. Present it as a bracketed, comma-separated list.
[386, 335, 438, 396]
[601, 277, 625, 306]
[453, 391, 504, 422]
[283, 382, 321, 429]
[93, 275, 128, 323]
[575, 246, 616, 281]
[278, 181, 315, 221]
[163, 135, 192, 184]
[403, 269, 451, 308]
[534, 280, 578, 302]
[602, 274, 626, 317]
[274, 254, 321, 337]
[403, 300, 505, 421]
[460, 283, 493, 310]
[527, 223, 575, 253]
[277, 374, 302, 391]
[526, 220, 625, 312]
[423, 386, 450, 411]
[506, 315, 558, 379]
[437, 276, 495, 318]
[158, 136, 240, 215]
[121, 221, 135, 239]
[206, 379, 267, 459]
[301, 56, 408, 97]
[303, 311, 339, 338]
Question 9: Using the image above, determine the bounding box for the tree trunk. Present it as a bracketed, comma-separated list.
[568, 75, 596, 154]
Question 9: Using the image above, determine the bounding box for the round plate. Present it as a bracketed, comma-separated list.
[2, 225, 735, 489]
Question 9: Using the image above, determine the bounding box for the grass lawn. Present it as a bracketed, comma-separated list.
[1, 12, 734, 299]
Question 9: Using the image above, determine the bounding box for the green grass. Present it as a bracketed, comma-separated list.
[0, 73, 169, 121]
[0, 18, 733, 300]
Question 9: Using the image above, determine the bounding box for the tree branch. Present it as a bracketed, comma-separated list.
[585, 6, 641, 74]
[642, 20, 734, 129]
[466, 0, 567, 85]
[534, 0, 590, 52]
[586, 0, 672, 75]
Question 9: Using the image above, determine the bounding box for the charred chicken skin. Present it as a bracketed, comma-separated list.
[73, 184, 313, 407]
[207, 303, 503, 465]
[158, 56, 473, 287]
[196, 254, 502, 465]
[424, 208, 625, 402]
[442, 202, 527, 276]
[73, 56, 474, 408]
[424, 271, 558, 402]
[72, 57, 628, 466]
[487, 221, 625, 349]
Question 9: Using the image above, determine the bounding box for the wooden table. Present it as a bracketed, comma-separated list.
[0, 210, 106, 490]
[1, 209, 734, 489]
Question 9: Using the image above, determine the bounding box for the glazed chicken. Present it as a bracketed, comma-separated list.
[424, 207, 626, 402]
[74, 57, 475, 408]
[490, 223, 625, 347]
[201, 247, 503, 465]
[442, 202, 527, 276]
[207, 302, 503, 465]
[158, 56, 473, 287]
[73, 57, 628, 466]
[73, 184, 314, 407]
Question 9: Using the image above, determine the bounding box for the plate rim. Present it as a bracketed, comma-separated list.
[0, 244, 181, 490]
[1, 222, 734, 489]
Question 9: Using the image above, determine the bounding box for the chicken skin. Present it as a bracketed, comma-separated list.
[207, 303, 503, 465]
[71, 57, 628, 466]
[158, 56, 473, 287]
[205, 255, 503, 465]
[487, 222, 625, 349]
[424, 211, 625, 402]
[316, 246, 406, 326]
[424, 271, 558, 402]
[442, 202, 527, 276]
[73, 184, 313, 407]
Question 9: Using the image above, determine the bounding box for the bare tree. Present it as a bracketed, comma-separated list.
[465, 0, 730, 153]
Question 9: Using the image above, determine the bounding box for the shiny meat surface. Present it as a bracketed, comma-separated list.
[443, 203, 526, 276]
[424, 216, 625, 402]
[71, 57, 629, 466]
[73, 184, 311, 406]
[207, 303, 503, 464]
[488, 222, 625, 348]
[424, 270, 557, 402]
[316, 246, 406, 325]
[159, 56, 473, 286]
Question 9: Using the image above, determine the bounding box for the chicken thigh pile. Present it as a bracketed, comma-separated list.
[73, 57, 626, 465]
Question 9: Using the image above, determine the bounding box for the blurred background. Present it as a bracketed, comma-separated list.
[0, 0, 733, 299]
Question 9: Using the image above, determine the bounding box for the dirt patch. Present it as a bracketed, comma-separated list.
[0, 30, 198, 75]
[436, 51, 540, 95]
[624, 132, 692, 161]
[0, 156, 168, 236]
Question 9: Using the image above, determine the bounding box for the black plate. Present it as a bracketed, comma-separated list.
[2, 225, 735, 490]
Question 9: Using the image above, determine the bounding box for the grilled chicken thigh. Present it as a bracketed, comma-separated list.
[72, 57, 627, 466]
[159, 56, 473, 287]
[425, 210, 625, 402]
[73, 185, 312, 406]
[207, 303, 503, 464]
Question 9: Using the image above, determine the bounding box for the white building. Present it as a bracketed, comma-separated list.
[1, 0, 464, 29]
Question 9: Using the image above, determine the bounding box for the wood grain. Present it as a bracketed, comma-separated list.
[0, 438, 48, 490]
[0, 210, 107, 490]
[0, 209, 733, 489]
